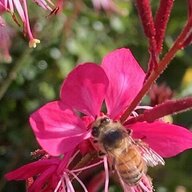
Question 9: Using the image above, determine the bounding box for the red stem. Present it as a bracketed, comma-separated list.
[135, 0, 157, 73]
[120, 20, 192, 123]
[182, 0, 192, 47]
[135, 0, 156, 39]
[188, 0, 192, 18]
[125, 97, 192, 124]
[155, 0, 174, 54]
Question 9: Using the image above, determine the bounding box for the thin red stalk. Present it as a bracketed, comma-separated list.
[135, 0, 157, 75]
[125, 97, 192, 124]
[135, 0, 156, 40]
[181, 19, 192, 48]
[182, 0, 192, 47]
[183, 32, 192, 47]
[188, 0, 192, 18]
[120, 19, 192, 123]
[155, 0, 174, 54]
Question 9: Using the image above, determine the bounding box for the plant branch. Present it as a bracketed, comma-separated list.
[120, 19, 192, 123]
[125, 97, 192, 124]
[135, 0, 157, 76]
[154, 0, 174, 54]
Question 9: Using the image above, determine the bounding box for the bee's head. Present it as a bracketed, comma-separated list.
[91, 116, 110, 138]
[102, 129, 124, 149]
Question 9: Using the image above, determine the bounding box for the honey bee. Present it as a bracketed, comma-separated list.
[91, 116, 165, 186]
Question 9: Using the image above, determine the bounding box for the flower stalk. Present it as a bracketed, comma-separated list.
[120, 13, 192, 123]
[135, 0, 157, 75]
[154, 0, 174, 54]
[125, 97, 192, 124]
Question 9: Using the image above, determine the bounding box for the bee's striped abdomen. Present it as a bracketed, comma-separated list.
[116, 146, 146, 185]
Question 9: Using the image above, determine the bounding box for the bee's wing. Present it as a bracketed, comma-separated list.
[131, 138, 165, 167]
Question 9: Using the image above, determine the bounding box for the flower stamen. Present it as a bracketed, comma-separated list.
[71, 159, 104, 173]
[68, 171, 88, 192]
[29, 39, 40, 48]
[64, 173, 75, 192]
[104, 156, 109, 192]
[54, 176, 63, 192]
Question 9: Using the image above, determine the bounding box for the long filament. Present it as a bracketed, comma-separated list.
[68, 171, 88, 192]
[104, 156, 109, 192]
[71, 160, 103, 173]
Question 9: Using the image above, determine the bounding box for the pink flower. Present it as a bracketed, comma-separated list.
[23, 48, 192, 191]
[0, 17, 13, 63]
[30, 48, 192, 158]
[0, 0, 54, 48]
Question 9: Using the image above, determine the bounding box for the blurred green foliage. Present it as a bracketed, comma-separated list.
[0, 1, 192, 192]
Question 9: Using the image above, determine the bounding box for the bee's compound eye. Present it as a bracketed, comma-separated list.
[100, 117, 110, 124]
[91, 126, 99, 137]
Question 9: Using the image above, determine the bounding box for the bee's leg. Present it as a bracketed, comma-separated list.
[111, 159, 116, 173]
[98, 151, 106, 158]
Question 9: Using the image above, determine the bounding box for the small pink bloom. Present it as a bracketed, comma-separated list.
[91, 0, 118, 12]
[0, 0, 54, 48]
[0, 17, 13, 63]
[149, 83, 173, 106]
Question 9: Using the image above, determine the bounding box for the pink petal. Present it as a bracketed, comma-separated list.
[60, 63, 109, 117]
[12, 0, 25, 22]
[101, 48, 145, 119]
[128, 121, 192, 158]
[5, 159, 59, 180]
[30, 101, 89, 156]
[0, 17, 12, 63]
[28, 166, 57, 192]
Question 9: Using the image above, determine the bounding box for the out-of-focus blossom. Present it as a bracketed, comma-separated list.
[91, 0, 118, 12]
[0, 0, 55, 48]
[33, 0, 54, 11]
[149, 83, 173, 106]
[0, 16, 13, 63]
[175, 186, 187, 192]
[27, 48, 192, 191]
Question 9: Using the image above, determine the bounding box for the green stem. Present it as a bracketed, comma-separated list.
[0, 49, 32, 100]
